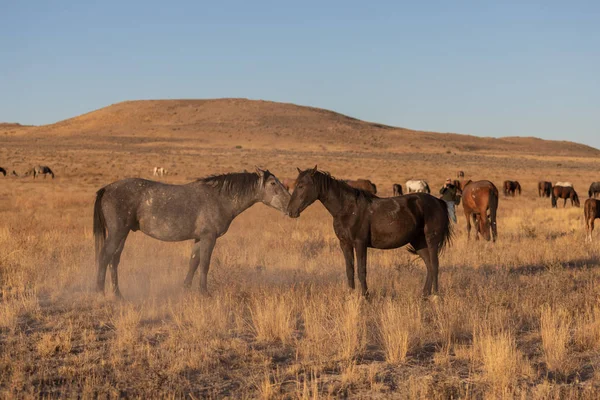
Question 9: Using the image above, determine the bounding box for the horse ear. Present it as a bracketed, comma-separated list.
[255, 166, 265, 178]
[296, 167, 302, 174]
[310, 165, 317, 176]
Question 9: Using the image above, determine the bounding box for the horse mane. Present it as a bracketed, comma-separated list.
[197, 171, 264, 196]
[311, 170, 377, 202]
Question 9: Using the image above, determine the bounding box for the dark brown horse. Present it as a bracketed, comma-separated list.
[345, 179, 377, 195]
[392, 183, 403, 196]
[585, 199, 600, 242]
[457, 171, 465, 178]
[538, 181, 552, 197]
[588, 182, 600, 199]
[462, 180, 499, 242]
[288, 167, 452, 297]
[503, 180, 521, 196]
[552, 186, 580, 208]
[93, 169, 291, 298]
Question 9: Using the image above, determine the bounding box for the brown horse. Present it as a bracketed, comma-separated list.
[503, 180, 521, 196]
[585, 199, 600, 242]
[392, 183, 403, 196]
[345, 179, 377, 195]
[288, 167, 452, 297]
[552, 186, 580, 208]
[538, 181, 552, 197]
[462, 180, 499, 242]
[457, 171, 465, 178]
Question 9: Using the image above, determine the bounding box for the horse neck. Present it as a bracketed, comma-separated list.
[195, 181, 261, 218]
[317, 177, 358, 217]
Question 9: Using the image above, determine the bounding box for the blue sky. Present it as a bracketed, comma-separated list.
[2, 1, 599, 148]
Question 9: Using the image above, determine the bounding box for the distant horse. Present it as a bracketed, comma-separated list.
[406, 179, 430, 194]
[288, 166, 452, 297]
[588, 182, 600, 198]
[153, 167, 168, 177]
[24, 165, 54, 179]
[94, 168, 291, 298]
[281, 177, 297, 192]
[538, 181, 552, 198]
[0, 167, 6, 177]
[552, 186, 580, 208]
[555, 182, 573, 188]
[392, 183, 403, 196]
[11, 170, 18, 177]
[503, 180, 521, 196]
[457, 171, 465, 178]
[462, 180, 499, 242]
[585, 199, 600, 242]
[344, 179, 377, 195]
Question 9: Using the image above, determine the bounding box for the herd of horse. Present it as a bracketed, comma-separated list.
[0, 165, 55, 179]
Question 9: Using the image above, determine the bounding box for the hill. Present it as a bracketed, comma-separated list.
[3, 98, 599, 157]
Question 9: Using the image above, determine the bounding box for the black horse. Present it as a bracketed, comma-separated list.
[288, 166, 452, 297]
[0, 167, 6, 177]
[589, 182, 600, 198]
[93, 168, 290, 298]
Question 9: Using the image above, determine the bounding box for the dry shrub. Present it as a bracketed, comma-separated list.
[540, 305, 572, 375]
[377, 298, 422, 363]
[111, 304, 143, 349]
[250, 293, 296, 343]
[574, 306, 600, 351]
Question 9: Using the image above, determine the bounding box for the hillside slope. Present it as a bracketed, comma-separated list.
[5, 99, 599, 156]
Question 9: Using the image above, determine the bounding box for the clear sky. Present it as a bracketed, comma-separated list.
[2, 1, 599, 148]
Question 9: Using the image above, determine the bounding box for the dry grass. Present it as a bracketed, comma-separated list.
[2, 124, 600, 397]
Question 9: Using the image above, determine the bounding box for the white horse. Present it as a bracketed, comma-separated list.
[406, 179, 430, 193]
[153, 167, 168, 177]
[555, 182, 573, 188]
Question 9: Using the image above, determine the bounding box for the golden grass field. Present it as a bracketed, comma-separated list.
[2, 100, 600, 398]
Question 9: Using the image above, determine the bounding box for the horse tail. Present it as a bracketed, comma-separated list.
[94, 187, 107, 265]
[590, 189, 593, 199]
[424, 182, 431, 194]
[438, 200, 454, 254]
[517, 183, 521, 195]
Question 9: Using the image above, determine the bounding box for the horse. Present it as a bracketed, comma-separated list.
[288, 166, 452, 297]
[503, 180, 521, 196]
[344, 179, 377, 195]
[585, 199, 600, 242]
[538, 181, 552, 197]
[0, 167, 6, 177]
[461, 180, 499, 242]
[406, 179, 431, 194]
[457, 171, 465, 178]
[392, 183, 403, 196]
[153, 167, 168, 177]
[93, 168, 291, 298]
[281, 177, 297, 192]
[24, 165, 55, 179]
[555, 182, 573, 188]
[588, 182, 600, 198]
[552, 186, 580, 208]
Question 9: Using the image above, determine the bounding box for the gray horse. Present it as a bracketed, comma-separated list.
[24, 165, 55, 179]
[93, 168, 290, 298]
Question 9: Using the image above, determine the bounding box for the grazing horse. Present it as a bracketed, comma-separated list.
[0, 167, 6, 177]
[406, 179, 431, 194]
[153, 167, 168, 177]
[552, 186, 580, 208]
[25, 165, 54, 179]
[588, 182, 600, 198]
[281, 177, 297, 192]
[538, 181, 552, 198]
[345, 179, 377, 195]
[585, 199, 600, 242]
[288, 166, 452, 297]
[503, 180, 521, 196]
[457, 171, 465, 178]
[462, 180, 499, 242]
[392, 183, 403, 196]
[93, 168, 291, 298]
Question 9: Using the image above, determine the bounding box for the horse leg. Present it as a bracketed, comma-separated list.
[109, 233, 129, 299]
[340, 239, 355, 290]
[589, 219, 595, 242]
[185, 235, 216, 294]
[473, 214, 480, 240]
[465, 211, 472, 240]
[354, 241, 368, 296]
[564, 198, 567, 208]
[411, 237, 433, 297]
[97, 232, 127, 294]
